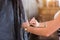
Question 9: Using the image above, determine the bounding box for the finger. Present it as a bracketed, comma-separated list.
[30, 17, 36, 24]
[30, 17, 36, 22]
[22, 22, 26, 27]
[26, 20, 29, 23]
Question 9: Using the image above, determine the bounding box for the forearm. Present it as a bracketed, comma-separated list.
[27, 26, 47, 36]
[27, 19, 60, 37]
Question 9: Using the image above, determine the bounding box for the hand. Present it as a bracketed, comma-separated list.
[22, 21, 30, 29]
[29, 17, 46, 28]
[29, 17, 39, 27]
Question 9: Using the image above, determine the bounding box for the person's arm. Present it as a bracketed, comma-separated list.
[22, 13, 60, 37]
[27, 18, 60, 37]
